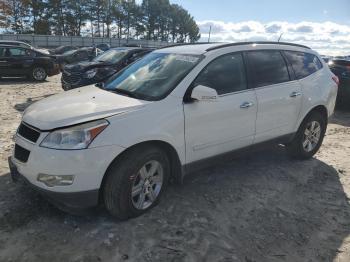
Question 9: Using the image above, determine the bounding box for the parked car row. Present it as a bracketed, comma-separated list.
[0, 41, 150, 83]
[61, 47, 152, 90]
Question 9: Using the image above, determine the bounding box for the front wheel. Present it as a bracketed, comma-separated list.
[103, 146, 170, 220]
[31, 67, 47, 81]
[286, 111, 327, 159]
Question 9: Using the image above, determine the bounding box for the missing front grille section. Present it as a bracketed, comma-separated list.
[14, 144, 30, 163]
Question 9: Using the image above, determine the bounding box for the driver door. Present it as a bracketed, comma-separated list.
[184, 52, 257, 163]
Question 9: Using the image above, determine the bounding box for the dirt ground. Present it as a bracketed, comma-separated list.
[0, 75, 350, 262]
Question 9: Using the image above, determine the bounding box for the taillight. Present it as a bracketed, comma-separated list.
[332, 75, 339, 86]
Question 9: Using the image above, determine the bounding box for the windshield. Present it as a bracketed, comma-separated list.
[94, 49, 126, 63]
[104, 52, 202, 101]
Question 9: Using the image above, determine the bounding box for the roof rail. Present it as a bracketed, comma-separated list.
[205, 41, 311, 51]
[158, 42, 219, 49]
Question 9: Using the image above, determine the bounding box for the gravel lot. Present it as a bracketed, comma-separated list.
[0, 75, 350, 262]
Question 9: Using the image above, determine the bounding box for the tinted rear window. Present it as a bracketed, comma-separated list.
[247, 50, 290, 87]
[284, 51, 323, 79]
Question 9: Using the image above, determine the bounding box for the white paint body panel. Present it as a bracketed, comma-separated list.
[184, 91, 257, 163]
[254, 81, 302, 143]
[12, 43, 337, 194]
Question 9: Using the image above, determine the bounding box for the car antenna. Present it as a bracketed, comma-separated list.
[278, 33, 284, 42]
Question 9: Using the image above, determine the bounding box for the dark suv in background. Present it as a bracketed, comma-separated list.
[61, 47, 152, 90]
[96, 43, 111, 51]
[0, 45, 60, 81]
[329, 59, 350, 107]
[56, 47, 103, 70]
[49, 45, 78, 55]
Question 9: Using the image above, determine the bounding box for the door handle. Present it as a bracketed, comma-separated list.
[240, 102, 254, 109]
[290, 91, 302, 97]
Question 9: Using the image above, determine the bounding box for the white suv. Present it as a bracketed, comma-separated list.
[9, 42, 338, 219]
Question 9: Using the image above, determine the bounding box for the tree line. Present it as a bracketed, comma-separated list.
[0, 0, 201, 43]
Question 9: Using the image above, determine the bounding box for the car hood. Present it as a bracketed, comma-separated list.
[23, 86, 149, 130]
[35, 48, 50, 54]
[64, 60, 113, 72]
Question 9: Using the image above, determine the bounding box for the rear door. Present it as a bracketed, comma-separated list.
[246, 50, 302, 143]
[184, 52, 257, 163]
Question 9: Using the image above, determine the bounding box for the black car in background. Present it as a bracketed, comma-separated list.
[96, 43, 111, 51]
[61, 47, 152, 90]
[0, 45, 60, 81]
[329, 59, 350, 107]
[49, 45, 78, 55]
[56, 47, 103, 69]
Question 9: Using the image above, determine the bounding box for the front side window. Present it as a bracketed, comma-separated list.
[104, 52, 202, 101]
[0, 48, 4, 57]
[193, 53, 247, 95]
[284, 51, 323, 79]
[247, 50, 290, 87]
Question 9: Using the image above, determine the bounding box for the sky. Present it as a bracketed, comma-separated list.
[171, 0, 350, 55]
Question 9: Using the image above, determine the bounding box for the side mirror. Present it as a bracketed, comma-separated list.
[191, 85, 218, 102]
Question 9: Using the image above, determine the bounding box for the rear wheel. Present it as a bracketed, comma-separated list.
[31, 67, 47, 81]
[103, 146, 170, 220]
[286, 111, 327, 159]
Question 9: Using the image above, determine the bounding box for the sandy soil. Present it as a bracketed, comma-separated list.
[0, 75, 350, 262]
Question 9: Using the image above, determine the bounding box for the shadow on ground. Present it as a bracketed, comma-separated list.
[0, 146, 349, 262]
[0, 77, 49, 86]
[330, 110, 350, 127]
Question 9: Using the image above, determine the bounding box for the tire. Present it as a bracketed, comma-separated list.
[61, 83, 69, 91]
[286, 111, 327, 160]
[103, 145, 170, 220]
[30, 66, 47, 81]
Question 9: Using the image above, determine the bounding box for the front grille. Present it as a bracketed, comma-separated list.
[17, 122, 41, 143]
[14, 144, 30, 163]
[62, 71, 82, 84]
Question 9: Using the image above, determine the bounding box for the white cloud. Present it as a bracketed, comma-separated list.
[198, 20, 350, 55]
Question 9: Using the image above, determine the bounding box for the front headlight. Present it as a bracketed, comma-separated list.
[84, 68, 97, 79]
[40, 119, 109, 150]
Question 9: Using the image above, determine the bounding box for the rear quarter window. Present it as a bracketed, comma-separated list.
[284, 51, 323, 79]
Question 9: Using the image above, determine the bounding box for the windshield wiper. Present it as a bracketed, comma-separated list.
[112, 88, 140, 99]
[112, 89, 155, 101]
[95, 82, 105, 88]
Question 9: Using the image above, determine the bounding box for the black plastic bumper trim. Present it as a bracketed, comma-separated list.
[8, 157, 99, 210]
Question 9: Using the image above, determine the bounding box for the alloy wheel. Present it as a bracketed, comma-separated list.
[33, 68, 46, 81]
[131, 160, 163, 210]
[302, 120, 321, 152]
